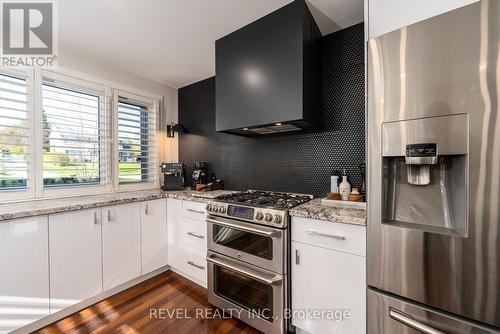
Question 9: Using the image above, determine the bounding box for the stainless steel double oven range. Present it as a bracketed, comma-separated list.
[205, 191, 312, 334]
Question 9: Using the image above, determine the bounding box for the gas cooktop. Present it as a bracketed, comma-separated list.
[215, 190, 313, 210]
[208, 191, 312, 228]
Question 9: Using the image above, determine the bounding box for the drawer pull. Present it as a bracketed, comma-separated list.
[93, 212, 99, 225]
[187, 208, 205, 215]
[187, 261, 205, 270]
[306, 229, 346, 240]
[107, 210, 111, 222]
[389, 309, 445, 334]
[145, 204, 149, 215]
[187, 232, 205, 239]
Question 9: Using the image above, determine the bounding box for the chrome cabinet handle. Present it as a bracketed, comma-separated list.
[187, 208, 205, 214]
[94, 212, 99, 225]
[187, 261, 205, 270]
[187, 232, 205, 239]
[107, 210, 111, 222]
[389, 309, 446, 334]
[207, 255, 282, 285]
[207, 218, 278, 237]
[306, 229, 346, 240]
[145, 204, 149, 215]
[295, 249, 300, 265]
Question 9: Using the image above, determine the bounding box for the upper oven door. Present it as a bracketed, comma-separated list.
[207, 215, 286, 274]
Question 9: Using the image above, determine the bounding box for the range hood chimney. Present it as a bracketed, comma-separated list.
[215, 0, 322, 136]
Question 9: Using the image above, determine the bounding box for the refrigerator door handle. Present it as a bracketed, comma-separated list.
[389, 308, 446, 334]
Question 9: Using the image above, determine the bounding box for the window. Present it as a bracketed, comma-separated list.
[42, 78, 106, 188]
[116, 95, 157, 185]
[0, 73, 29, 191]
[0, 68, 161, 201]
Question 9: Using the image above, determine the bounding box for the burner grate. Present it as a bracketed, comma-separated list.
[217, 191, 312, 209]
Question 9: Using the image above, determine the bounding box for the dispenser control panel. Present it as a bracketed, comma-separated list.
[406, 143, 437, 157]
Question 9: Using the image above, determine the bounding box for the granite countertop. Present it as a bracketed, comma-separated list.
[0, 189, 367, 226]
[289, 198, 366, 226]
[0, 188, 236, 222]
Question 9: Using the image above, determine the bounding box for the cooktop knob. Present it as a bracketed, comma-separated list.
[273, 215, 282, 224]
[255, 212, 264, 220]
[218, 206, 226, 213]
[264, 213, 273, 222]
[206, 204, 212, 211]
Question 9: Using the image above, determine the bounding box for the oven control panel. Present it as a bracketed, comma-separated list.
[206, 202, 287, 228]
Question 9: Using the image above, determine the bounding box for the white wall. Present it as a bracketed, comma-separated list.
[367, 0, 478, 38]
[58, 49, 179, 164]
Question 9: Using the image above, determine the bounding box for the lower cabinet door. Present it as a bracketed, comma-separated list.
[49, 208, 102, 313]
[102, 203, 141, 290]
[291, 241, 366, 334]
[141, 199, 168, 275]
[0, 216, 49, 333]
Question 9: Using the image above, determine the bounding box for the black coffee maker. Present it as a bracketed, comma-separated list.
[160, 162, 186, 190]
[191, 161, 208, 189]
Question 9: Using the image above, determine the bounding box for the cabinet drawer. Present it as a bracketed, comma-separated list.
[292, 217, 366, 257]
[182, 201, 207, 220]
[182, 252, 207, 287]
[180, 217, 206, 258]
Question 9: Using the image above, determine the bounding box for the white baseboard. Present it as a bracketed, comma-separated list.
[11, 266, 171, 334]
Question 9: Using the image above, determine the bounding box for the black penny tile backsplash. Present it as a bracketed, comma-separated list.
[178, 23, 365, 197]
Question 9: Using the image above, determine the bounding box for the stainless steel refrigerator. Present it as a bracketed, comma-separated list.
[367, 0, 500, 333]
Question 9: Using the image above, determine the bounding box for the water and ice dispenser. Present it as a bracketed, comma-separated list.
[382, 114, 468, 236]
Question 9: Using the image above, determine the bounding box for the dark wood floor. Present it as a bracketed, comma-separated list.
[35, 271, 261, 334]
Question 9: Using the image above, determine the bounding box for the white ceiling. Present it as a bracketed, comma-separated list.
[59, 0, 363, 89]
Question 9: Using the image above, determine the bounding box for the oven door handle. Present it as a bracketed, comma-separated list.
[207, 218, 278, 237]
[207, 255, 282, 285]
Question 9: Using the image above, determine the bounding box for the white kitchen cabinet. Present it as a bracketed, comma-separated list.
[167, 198, 183, 269]
[292, 217, 366, 256]
[167, 198, 207, 287]
[0, 216, 49, 333]
[49, 208, 102, 313]
[180, 217, 207, 286]
[102, 203, 141, 290]
[180, 217, 207, 258]
[182, 200, 207, 220]
[141, 199, 168, 275]
[368, 0, 477, 38]
[292, 241, 366, 334]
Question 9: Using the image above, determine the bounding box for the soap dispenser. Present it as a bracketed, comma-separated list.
[339, 169, 351, 201]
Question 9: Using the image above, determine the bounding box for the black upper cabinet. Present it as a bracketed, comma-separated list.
[215, 0, 321, 136]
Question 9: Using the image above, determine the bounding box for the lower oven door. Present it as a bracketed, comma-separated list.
[207, 215, 285, 273]
[207, 251, 286, 334]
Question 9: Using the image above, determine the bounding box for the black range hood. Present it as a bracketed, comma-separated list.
[215, 0, 322, 136]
